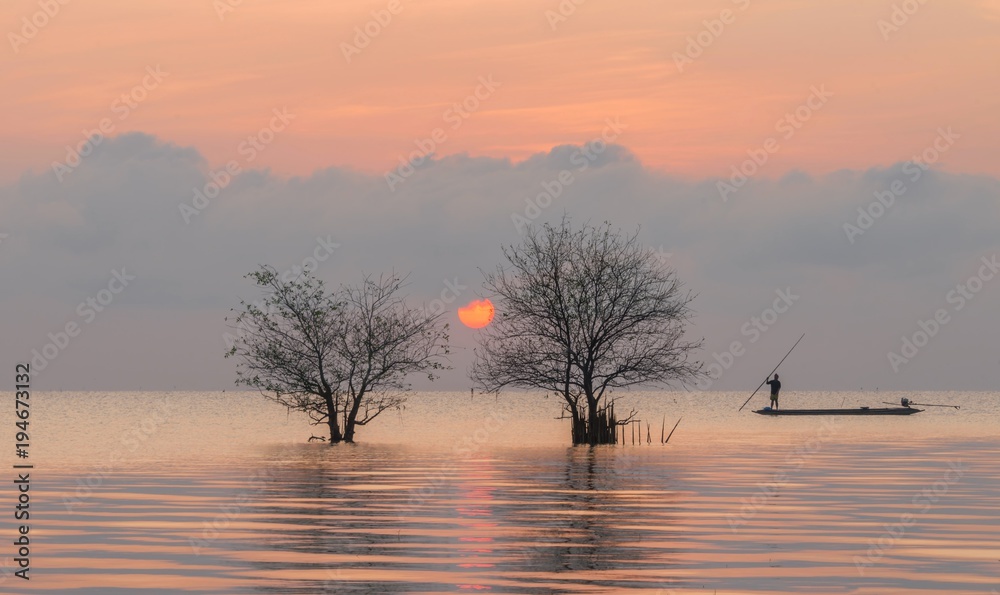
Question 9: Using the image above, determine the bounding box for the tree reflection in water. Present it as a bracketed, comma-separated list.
[242, 444, 684, 593]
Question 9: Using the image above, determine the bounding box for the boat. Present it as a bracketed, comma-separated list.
[753, 406, 923, 416]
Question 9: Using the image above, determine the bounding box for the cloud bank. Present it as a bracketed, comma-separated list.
[2, 133, 998, 391]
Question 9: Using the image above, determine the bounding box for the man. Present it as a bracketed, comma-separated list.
[766, 374, 781, 409]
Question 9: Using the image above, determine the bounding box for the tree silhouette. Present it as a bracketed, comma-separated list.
[472, 218, 702, 445]
[227, 266, 449, 442]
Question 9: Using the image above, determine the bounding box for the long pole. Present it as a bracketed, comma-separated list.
[882, 401, 960, 409]
[738, 333, 805, 412]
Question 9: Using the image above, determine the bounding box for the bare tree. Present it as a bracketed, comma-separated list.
[226, 267, 450, 443]
[335, 274, 450, 442]
[472, 218, 702, 445]
[226, 266, 346, 441]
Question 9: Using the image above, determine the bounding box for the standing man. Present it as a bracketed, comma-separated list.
[766, 374, 781, 409]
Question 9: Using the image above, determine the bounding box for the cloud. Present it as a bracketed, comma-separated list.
[2, 133, 998, 390]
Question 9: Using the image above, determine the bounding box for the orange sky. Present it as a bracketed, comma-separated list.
[2, 0, 998, 182]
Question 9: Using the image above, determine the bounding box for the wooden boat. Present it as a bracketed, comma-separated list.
[754, 406, 923, 416]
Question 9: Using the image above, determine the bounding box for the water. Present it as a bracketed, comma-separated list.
[2, 391, 999, 593]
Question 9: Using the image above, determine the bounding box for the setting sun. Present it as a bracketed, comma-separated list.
[458, 299, 495, 329]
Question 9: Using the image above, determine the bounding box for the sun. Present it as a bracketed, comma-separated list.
[458, 299, 495, 329]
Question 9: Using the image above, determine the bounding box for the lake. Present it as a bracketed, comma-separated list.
[3, 391, 999, 593]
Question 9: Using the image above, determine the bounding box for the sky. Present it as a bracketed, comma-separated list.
[1, 0, 999, 391]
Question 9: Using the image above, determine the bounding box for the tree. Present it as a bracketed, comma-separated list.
[226, 266, 449, 443]
[335, 274, 450, 442]
[472, 218, 702, 445]
[226, 266, 345, 441]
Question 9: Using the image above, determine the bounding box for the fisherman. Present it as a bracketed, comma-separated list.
[766, 374, 781, 409]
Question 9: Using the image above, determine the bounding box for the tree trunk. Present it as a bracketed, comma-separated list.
[587, 396, 599, 445]
[570, 405, 586, 444]
[568, 397, 617, 446]
[343, 393, 363, 443]
[323, 391, 343, 443]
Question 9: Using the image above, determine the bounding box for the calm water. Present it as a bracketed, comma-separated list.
[2, 391, 998, 594]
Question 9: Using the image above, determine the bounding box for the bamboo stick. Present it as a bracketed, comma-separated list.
[665, 417, 682, 444]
